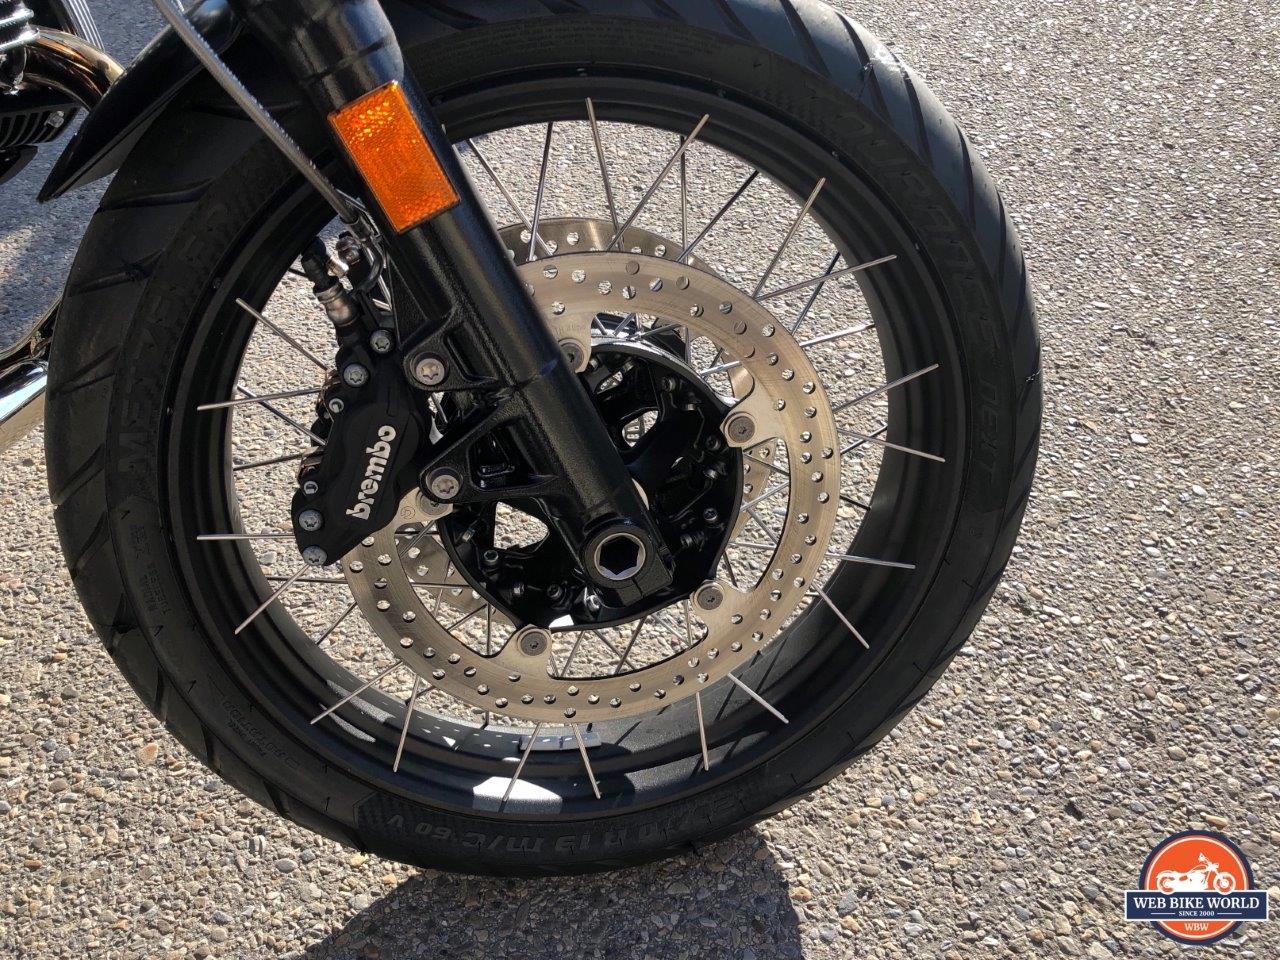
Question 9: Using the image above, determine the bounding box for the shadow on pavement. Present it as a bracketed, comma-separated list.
[299, 829, 803, 960]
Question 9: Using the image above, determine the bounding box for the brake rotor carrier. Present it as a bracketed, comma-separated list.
[343, 221, 840, 723]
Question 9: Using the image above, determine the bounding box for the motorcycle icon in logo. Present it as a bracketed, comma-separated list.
[1156, 853, 1238, 895]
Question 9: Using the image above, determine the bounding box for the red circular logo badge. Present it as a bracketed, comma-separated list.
[1137, 832, 1254, 945]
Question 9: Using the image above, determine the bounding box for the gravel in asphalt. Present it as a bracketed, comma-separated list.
[1, 1, 1277, 958]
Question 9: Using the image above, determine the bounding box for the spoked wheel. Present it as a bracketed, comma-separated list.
[46, 2, 1039, 873]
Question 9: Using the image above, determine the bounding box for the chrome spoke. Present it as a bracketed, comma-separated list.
[613, 615, 648, 674]
[314, 601, 357, 646]
[677, 169, 758, 263]
[842, 424, 888, 456]
[236, 298, 329, 372]
[571, 723, 602, 799]
[758, 254, 898, 303]
[266, 575, 346, 584]
[752, 178, 825, 298]
[527, 122, 554, 260]
[465, 138, 554, 257]
[837, 427, 945, 463]
[701, 324, 873, 376]
[727, 674, 788, 723]
[811, 584, 870, 649]
[501, 722, 542, 806]
[732, 540, 912, 570]
[740, 481, 789, 513]
[695, 692, 711, 771]
[197, 531, 293, 542]
[607, 114, 709, 250]
[791, 251, 842, 336]
[311, 661, 402, 724]
[236, 385, 325, 447]
[235, 564, 309, 635]
[585, 98, 620, 236]
[198, 386, 317, 411]
[833, 364, 940, 415]
[233, 451, 308, 472]
[392, 676, 425, 773]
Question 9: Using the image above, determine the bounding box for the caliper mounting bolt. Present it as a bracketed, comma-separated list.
[369, 329, 394, 354]
[297, 509, 324, 532]
[426, 467, 462, 501]
[342, 363, 369, 387]
[302, 546, 328, 566]
[413, 356, 447, 387]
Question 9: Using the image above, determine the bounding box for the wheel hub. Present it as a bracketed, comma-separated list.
[438, 333, 743, 629]
[342, 225, 840, 723]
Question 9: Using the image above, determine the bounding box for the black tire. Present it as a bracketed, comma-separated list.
[46, 0, 1040, 873]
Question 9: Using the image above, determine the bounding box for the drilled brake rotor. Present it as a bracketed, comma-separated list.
[344, 222, 840, 723]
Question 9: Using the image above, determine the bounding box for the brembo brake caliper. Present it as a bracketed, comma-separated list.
[290, 240, 426, 566]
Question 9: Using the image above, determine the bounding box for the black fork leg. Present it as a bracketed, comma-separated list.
[227, 0, 674, 599]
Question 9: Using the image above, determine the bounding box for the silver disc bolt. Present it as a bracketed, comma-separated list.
[413, 356, 447, 387]
[559, 339, 585, 369]
[301, 480, 320, 496]
[695, 583, 724, 611]
[342, 363, 369, 387]
[369, 329, 394, 354]
[517, 628, 550, 657]
[327, 397, 345, 415]
[426, 468, 462, 501]
[725, 413, 756, 445]
[298, 509, 324, 532]
[302, 546, 328, 566]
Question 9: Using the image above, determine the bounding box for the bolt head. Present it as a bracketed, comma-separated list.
[301, 480, 319, 496]
[695, 583, 724, 611]
[327, 397, 345, 415]
[426, 468, 462, 501]
[702, 507, 720, 524]
[369, 329, 394, 354]
[517, 628, 549, 657]
[298, 509, 324, 532]
[559, 339, 585, 370]
[342, 363, 369, 387]
[302, 546, 328, 566]
[413, 356, 447, 387]
[725, 413, 756, 444]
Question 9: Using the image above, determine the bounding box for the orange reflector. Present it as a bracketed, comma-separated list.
[329, 81, 459, 232]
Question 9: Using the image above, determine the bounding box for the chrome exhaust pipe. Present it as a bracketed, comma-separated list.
[24, 27, 123, 109]
[0, 360, 46, 453]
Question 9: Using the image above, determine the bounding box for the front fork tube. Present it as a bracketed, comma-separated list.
[228, 0, 673, 597]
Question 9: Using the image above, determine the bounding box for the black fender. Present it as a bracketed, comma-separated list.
[38, 0, 243, 201]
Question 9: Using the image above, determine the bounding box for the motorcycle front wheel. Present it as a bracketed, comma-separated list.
[46, 0, 1039, 873]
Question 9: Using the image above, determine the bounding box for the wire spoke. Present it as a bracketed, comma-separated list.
[753, 178, 825, 298]
[833, 364, 940, 415]
[727, 674, 788, 723]
[607, 114, 709, 249]
[837, 427, 945, 463]
[236, 385, 325, 447]
[314, 601, 357, 646]
[235, 564, 310, 635]
[233, 451, 309, 472]
[311, 661, 402, 724]
[695, 692, 711, 771]
[701, 324, 873, 376]
[791, 251, 842, 336]
[613, 615, 649, 674]
[571, 723, 602, 799]
[465, 138, 554, 257]
[527, 122, 555, 260]
[199, 386, 317, 411]
[585, 98, 620, 236]
[197, 531, 294, 542]
[811, 584, 870, 649]
[393, 676, 425, 773]
[501, 722, 542, 806]
[677, 169, 758, 263]
[758, 254, 898, 303]
[236, 298, 329, 372]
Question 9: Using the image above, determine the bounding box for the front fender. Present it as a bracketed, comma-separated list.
[38, 0, 242, 201]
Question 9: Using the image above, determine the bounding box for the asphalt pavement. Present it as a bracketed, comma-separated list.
[0, 1, 1277, 958]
